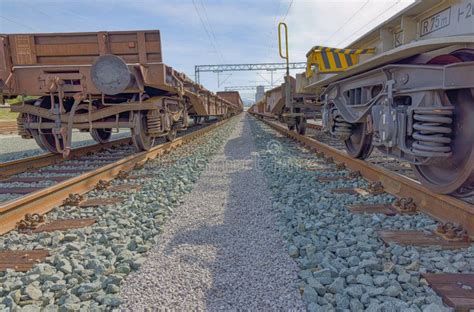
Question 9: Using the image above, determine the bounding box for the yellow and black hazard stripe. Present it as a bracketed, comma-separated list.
[305, 46, 375, 78]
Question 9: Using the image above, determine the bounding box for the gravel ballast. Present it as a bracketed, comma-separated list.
[248, 116, 474, 312]
[120, 115, 304, 310]
[0, 118, 238, 311]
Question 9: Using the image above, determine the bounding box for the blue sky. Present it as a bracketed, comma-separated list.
[0, 0, 413, 101]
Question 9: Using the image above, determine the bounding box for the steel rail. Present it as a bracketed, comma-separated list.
[0, 137, 132, 178]
[0, 117, 233, 235]
[253, 114, 474, 238]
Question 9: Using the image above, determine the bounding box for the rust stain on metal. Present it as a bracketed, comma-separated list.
[133, 162, 146, 170]
[378, 230, 471, 249]
[32, 218, 96, 232]
[367, 181, 385, 195]
[78, 197, 123, 208]
[116, 170, 129, 180]
[108, 184, 141, 193]
[423, 273, 474, 311]
[346, 203, 396, 215]
[63, 193, 85, 206]
[392, 197, 418, 214]
[0, 250, 50, 272]
[435, 223, 470, 242]
[94, 179, 111, 191]
[16, 213, 45, 232]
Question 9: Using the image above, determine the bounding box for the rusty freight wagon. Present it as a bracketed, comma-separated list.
[297, 0, 474, 195]
[0, 30, 241, 156]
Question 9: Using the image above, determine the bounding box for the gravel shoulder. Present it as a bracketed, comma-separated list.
[247, 116, 473, 312]
[120, 115, 304, 310]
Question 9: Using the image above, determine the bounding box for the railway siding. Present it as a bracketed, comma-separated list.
[248, 117, 473, 311]
[0, 118, 238, 310]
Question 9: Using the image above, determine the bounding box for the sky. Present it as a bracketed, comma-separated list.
[0, 0, 414, 102]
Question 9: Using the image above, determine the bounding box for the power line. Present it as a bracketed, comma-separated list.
[192, 0, 224, 62]
[336, 0, 402, 47]
[282, 0, 294, 21]
[265, 0, 283, 56]
[326, 0, 371, 45]
[0, 16, 36, 31]
[199, 0, 225, 62]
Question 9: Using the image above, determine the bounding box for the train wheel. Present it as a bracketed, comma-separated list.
[90, 129, 111, 143]
[30, 97, 64, 154]
[33, 130, 65, 154]
[344, 122, 373, 159]
[412, 89, 474, 195]
[296, 116, 306, 135]
[166, 127, 177, 142]
[132, 111, 155, 151]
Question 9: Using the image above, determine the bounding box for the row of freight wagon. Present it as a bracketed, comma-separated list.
[0, 30, 243, 156]
[249, 0, 474, 196]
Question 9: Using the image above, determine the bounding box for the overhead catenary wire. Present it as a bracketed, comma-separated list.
[281, 0, 294, 21]
[335, 0, 402, 47]
[0, 15, 36, 31]
[192, 0, 225, 63]
[326, 0, 371, 45]
[265, 0, 283, 57]
[199, 0, 225, 62]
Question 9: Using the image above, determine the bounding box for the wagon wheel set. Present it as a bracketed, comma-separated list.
[325, 51, 474, 196]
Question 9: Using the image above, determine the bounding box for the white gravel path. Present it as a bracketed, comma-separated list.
[120, 115, 304, 311]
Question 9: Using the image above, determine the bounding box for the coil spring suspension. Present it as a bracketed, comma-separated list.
[411, 108, 453, 157]
[17, 114, 32, 138]
[146, 112, 162, 136]
[333, 113, 352, 140]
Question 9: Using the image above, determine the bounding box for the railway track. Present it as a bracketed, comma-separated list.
[0, 137, 131, 178]
[249, 114, 474, 311]
[0, 118, 229, 234]
[252, 113, 474, 239]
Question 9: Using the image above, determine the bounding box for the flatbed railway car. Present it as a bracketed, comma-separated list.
[0, 30, 241, 157]
[297, 0, 474, 195]
[248, 77, 319, 134]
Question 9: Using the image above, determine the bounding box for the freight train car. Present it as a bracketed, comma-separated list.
[297, 0, 474, 195]
[249, 77, 319, 134]
[0, 30, 241, 157]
